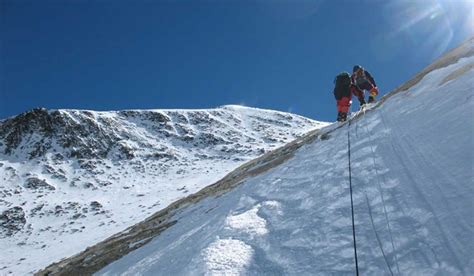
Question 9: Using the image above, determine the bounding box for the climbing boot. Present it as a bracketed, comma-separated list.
[337, 112, 343, 122]
[341, 112, 348, 122]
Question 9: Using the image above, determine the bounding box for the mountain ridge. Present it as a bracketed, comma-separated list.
[0, 105, 326, 275]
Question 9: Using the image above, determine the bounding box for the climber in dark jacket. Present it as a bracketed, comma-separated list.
[352, 65, 379, 104]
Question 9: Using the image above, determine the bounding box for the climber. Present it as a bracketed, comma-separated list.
[352, 65, 379, 104]
[333, 72, 364, 122]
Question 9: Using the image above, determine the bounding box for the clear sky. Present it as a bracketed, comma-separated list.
[1, 0, 473, 122]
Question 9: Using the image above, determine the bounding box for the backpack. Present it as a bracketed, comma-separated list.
[333, 72, 352, 100]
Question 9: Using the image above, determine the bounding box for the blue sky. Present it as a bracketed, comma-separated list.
[1, 0, 473, 122]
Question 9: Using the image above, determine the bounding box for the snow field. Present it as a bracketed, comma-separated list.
[97, 54, 474, 275]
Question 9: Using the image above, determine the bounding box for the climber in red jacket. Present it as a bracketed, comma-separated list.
[333, 72, 365, 122]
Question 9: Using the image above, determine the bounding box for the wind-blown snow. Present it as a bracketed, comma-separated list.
[202, 238, 254, 276]
[225, 204, 268, 237]
[97, 54, 474, 274]
[0, 105, 325, 275]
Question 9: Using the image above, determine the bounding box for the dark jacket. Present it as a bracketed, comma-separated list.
[352, 70, 376, 91]
[334, 84, 363, 101]
[334, 84, 351, 100]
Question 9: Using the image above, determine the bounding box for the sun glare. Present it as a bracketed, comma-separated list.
[375, 0, 473, 62]
[436, 0, 474, 34]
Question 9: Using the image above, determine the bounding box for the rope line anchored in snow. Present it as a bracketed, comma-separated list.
[364, 193, 394, 276]
[347, 117, 360, 276]
[344, 104, 400, 276]
[352, 104, 400, 275]
[362, 109, 401, 275]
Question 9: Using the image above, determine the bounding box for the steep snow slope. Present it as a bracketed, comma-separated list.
[0, 105, 326, 275]
[96, 50, 474, 274]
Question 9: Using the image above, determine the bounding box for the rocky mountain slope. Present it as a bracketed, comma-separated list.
[38, 38, 473, 275]
[0, 105, 327, 274]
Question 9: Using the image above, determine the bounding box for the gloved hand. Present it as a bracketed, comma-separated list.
[359, 97, 366, 106]
[370, 87, 379, 97]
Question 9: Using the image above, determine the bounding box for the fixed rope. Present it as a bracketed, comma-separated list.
[353, 106, 400, 275]
[363, 110, 400, 275]
[347, 118, 360, 276]
[365, 194, 394, 276]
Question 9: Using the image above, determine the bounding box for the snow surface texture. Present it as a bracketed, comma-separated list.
[0, 105, 325, 275]
[97, 56, 474, 275]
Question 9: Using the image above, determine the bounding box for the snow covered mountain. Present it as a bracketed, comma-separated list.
[38, 38, 474, 275]
[0, 105, 326, 275]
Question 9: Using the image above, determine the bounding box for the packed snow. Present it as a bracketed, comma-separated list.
[97, 54, 474, 274]
[0, 105, 326, 275]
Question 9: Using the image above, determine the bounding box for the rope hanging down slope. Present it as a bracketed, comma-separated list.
[346, 106, 399, 275]
[347, 118, 359, 276]
[362, 109, 400, 275]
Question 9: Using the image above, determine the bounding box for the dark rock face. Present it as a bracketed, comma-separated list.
[24, 177, 55, 190]
[0, 108, 53, 156]
[0, 108, 121, 160]
[0, 108, 196, 160]
[195, 132, 227, 146]
[0, 107, 318, 164]
[90, 201, 102, 210]
[0, 206, 26, 237]
[118, 110, 170, 124]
